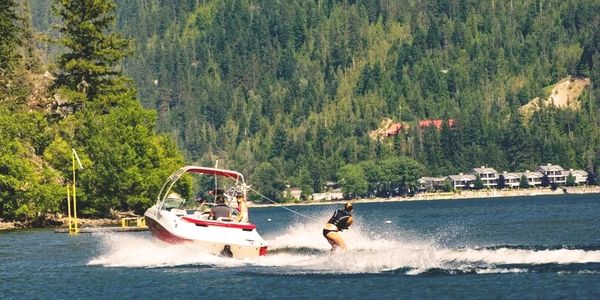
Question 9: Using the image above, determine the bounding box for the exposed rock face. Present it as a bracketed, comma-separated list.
[519, 77, 591, 120]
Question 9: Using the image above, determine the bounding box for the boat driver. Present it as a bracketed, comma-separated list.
[209, 195, 232, 220]
[322, 202, 354, 251]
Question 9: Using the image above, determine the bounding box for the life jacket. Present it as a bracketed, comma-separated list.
[327, 209, 352, 230]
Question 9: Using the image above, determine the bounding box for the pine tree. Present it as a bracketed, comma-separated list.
[53, 0, 130, 108]
[0, 0, 20, 77]
[47, 0, 186, 216]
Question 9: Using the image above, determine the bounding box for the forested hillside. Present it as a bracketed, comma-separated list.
[1, 0, 185, 221]
[110, 0, 599, 197]
[2, 0, 599, 221]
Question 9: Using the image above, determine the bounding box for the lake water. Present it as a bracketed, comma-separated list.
[1, 194, 599, 299]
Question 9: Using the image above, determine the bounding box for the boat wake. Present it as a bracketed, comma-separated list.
[88, 220, 600, 275]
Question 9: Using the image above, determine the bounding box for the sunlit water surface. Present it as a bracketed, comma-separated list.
[1, 194, 599, 299]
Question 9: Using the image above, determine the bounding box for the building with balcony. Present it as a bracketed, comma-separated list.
[535, 164, 566, 184]
[447, 173, 476, 190]
[470, 166, 499, 188]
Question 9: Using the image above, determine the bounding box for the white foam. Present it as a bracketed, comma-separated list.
[87, 233, 245, 268]
[88, 219, 600, 275]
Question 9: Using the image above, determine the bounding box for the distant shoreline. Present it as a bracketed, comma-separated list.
[248, 186, 600, 208]
[2, 186, 599, 231]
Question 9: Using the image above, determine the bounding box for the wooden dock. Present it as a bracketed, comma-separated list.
[54, 226, 149, 233]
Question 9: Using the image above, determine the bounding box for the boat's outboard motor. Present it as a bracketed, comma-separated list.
[220, 245, 233, 257]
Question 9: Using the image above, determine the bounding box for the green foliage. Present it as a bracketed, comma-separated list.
[0, 0, 20, 74]
[519, 175, 530, 189]
[566, 173, 576, 187]
[6, 0, 600, 220]
[45, 0, 187, 217]
[0, 110, 63, 220]
[53, 0, 130, 103]
[77, 0, 599, 195]
[339, 156, 424, 197]
[0, 0, 187, 221]
[473, 175, 484, 190]
[338, 164, 368, 198]
[442, 180, 453, 193]
[251, 162, 285, 201]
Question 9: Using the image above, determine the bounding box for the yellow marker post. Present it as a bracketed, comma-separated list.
[67, 185, 74, 234]
[68, 148, 84, 235]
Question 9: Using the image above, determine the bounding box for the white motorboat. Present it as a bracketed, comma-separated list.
[144, 166, 268, 258]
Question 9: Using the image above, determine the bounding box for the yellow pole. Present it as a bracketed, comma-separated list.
[67, 185, 72, 234]
[72, 151, 79, 235]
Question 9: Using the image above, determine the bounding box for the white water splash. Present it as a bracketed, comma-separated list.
[88, 219, 600, 275]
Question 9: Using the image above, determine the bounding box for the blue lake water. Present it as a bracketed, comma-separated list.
[1, 194, 599, 299]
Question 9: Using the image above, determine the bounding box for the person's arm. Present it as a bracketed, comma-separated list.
[346, 216, 354, 228]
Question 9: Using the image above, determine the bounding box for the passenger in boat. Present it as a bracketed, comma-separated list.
[209, 195, 232, 220]
[235, 194, 248, 223]
[322, 202, 354, 251]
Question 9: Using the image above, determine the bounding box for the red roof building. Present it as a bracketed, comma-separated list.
[384, 123, 403, 137]
[419, 119, 456, 130]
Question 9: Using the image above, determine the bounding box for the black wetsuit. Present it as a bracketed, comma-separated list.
[322, 209, 352, 237]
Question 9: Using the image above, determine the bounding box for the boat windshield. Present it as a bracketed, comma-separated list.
[162, 194, 185, 210]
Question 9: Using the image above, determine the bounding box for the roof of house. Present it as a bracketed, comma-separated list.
[522, 171, 544, 178]
[385, 123, 403, 136]
[447, 174, 476, 181]
[565, 169, 588, 176]
[419, 176, 448, 183]
[536, 164, 564, 172]
[502, 172, 522, 179]
[471, 166, 498, 174]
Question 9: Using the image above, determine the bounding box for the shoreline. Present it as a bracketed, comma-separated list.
[248, 185, 600, 208]
[2, 186, 599, 231]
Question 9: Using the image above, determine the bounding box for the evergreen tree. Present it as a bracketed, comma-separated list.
[566, 172, 576, 187]
[519, 175, 530, 189]
[48, 0, 185, 216]
[0, 0, 20, 75]
[53, 0, 130, 108]
[497, 174, 506, 190]
[473, 175, 484, 190]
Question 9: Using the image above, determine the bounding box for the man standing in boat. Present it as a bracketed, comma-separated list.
[322, 202, 354, 251]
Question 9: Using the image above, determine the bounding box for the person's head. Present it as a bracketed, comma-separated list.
[216, 195, 225, 204]
[344, 202, 353, 212]
[236, 194, 244, 202]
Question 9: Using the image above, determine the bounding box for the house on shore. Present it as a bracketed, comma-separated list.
[417, 163, 588, 193]
[565, 169, 588, 184]
[284, 188, 303, 200]
[447, 173, 476, 190]
[501, 172, 522, 188]
[535, 164, 566, 184]
[470, 166, 498, 188]
[312, 192, 344, 201]
[502, 171, 543, 188]
[418, 176, 448, 192]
